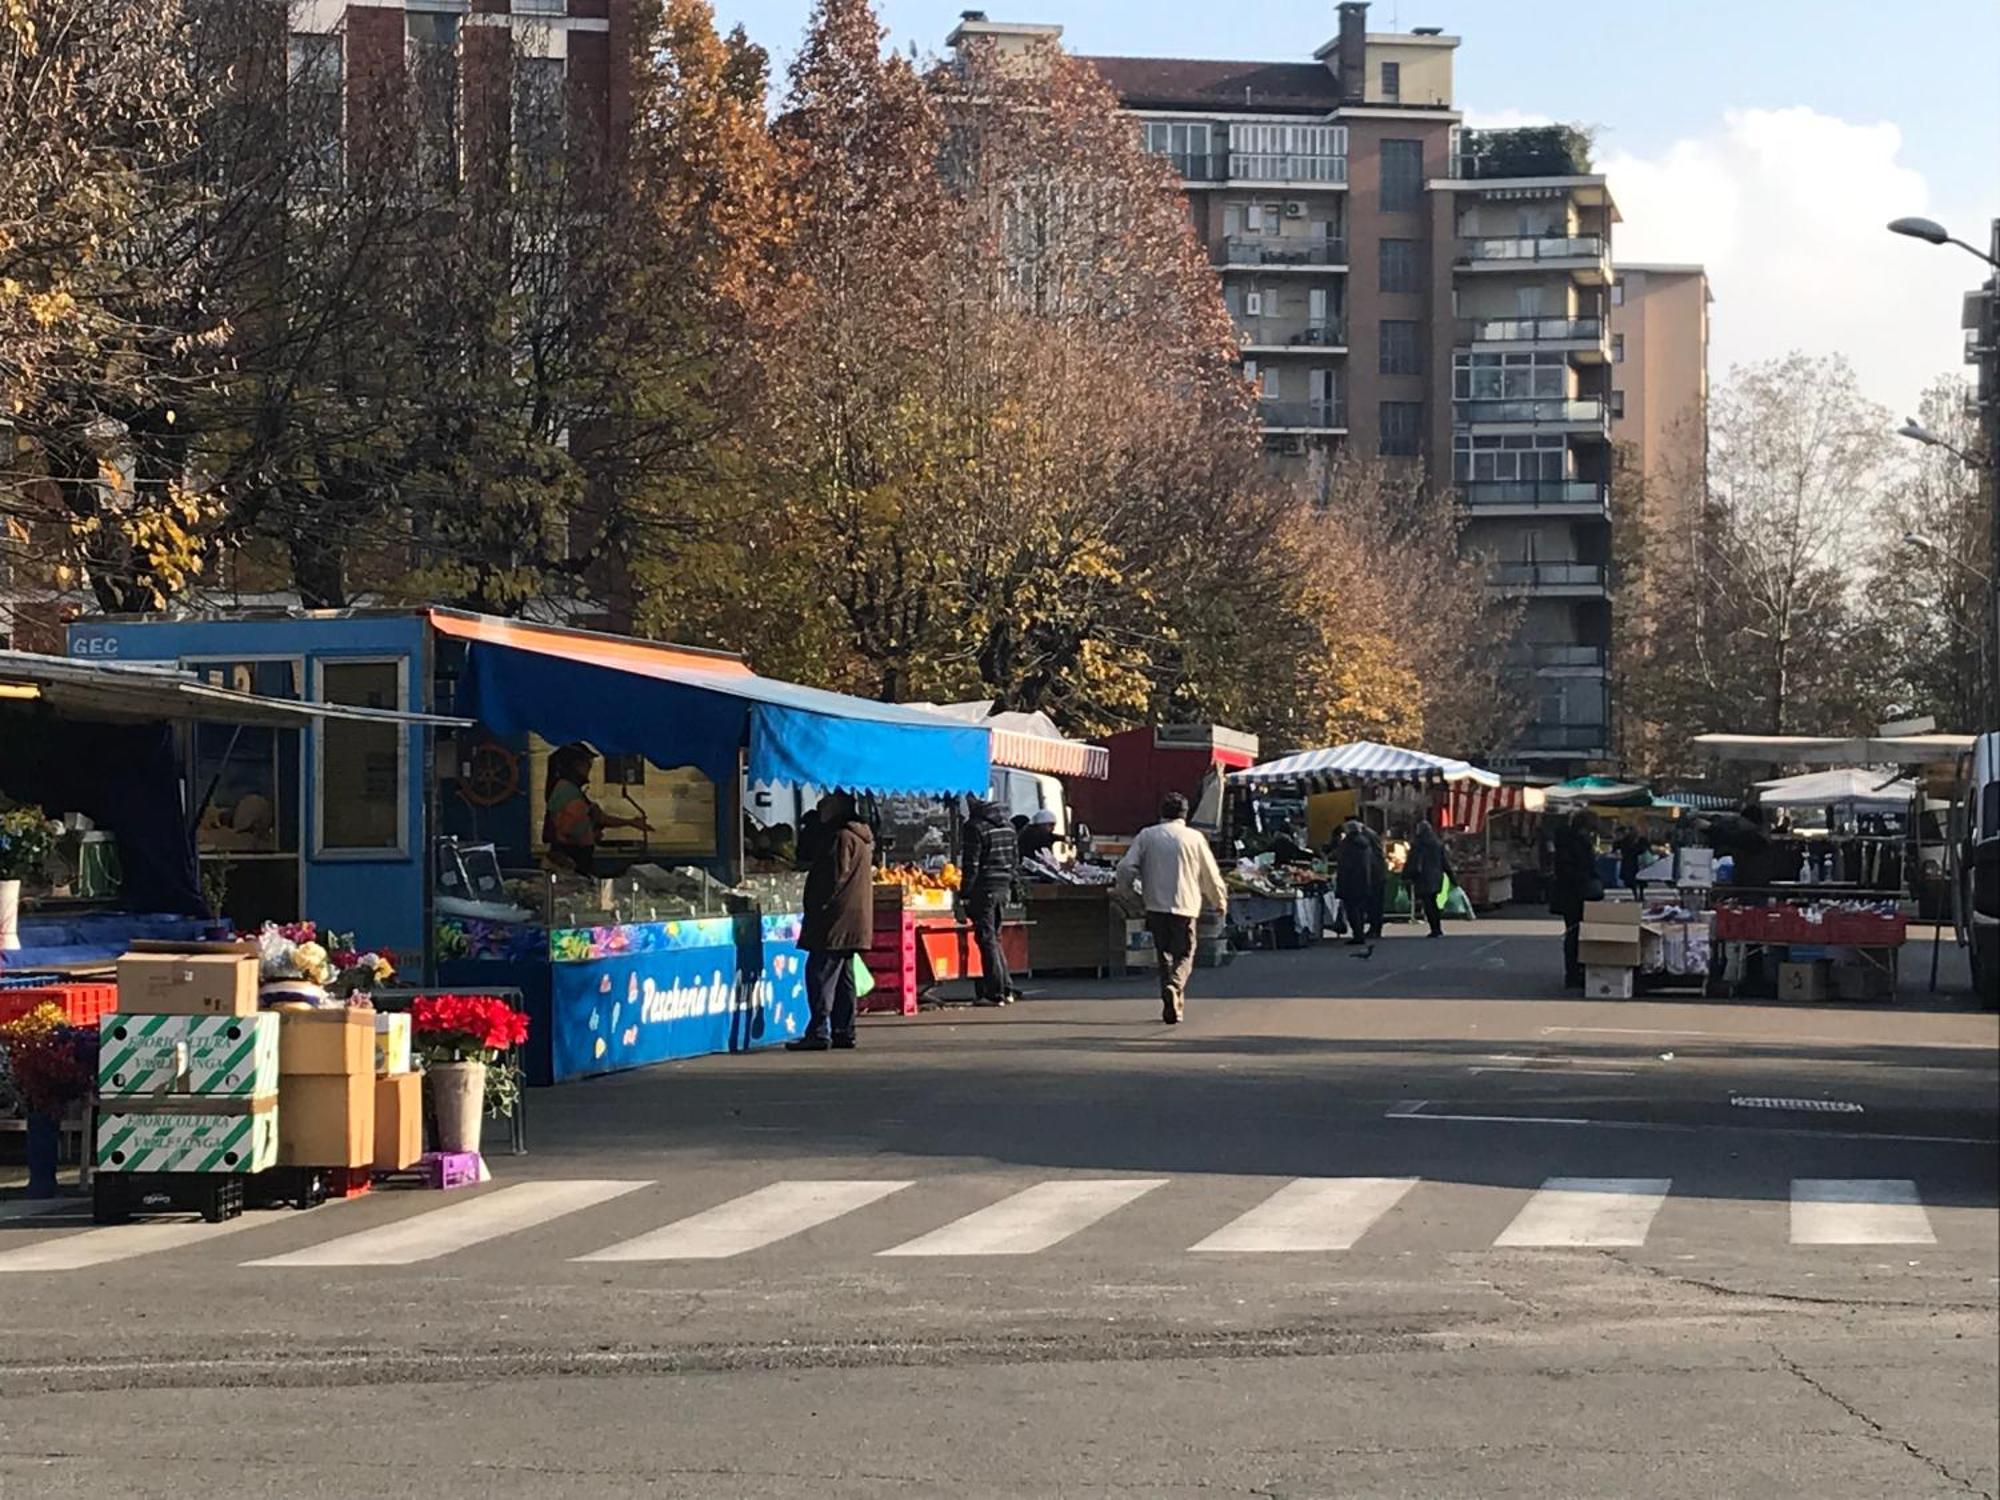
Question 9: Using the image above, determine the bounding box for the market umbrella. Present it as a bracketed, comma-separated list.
[1541, 774, 1655, 807]
[1228, 741, 1500, 793]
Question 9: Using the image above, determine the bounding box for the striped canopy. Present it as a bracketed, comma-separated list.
[1228, 740, 1500, 792]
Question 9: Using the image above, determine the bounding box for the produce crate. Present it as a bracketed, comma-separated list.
[1824, 911, 1907, 946]
[92, 1171, 247, 1224]
[0, 981, 119, 1026]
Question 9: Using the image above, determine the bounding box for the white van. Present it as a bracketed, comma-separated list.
[1957, 731, 1999, 1005]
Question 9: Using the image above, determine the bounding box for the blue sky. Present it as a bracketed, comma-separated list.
[713, 1, 2000, 417]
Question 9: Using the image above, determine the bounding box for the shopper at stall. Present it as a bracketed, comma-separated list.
[1334, 820, 1375, 948]
[1616, 828, 1654, 893]
[1018, 808, 1062, 863]
[542, 743, 645, 877]
[1549, 808, 1602, 989]
[788, 791, 875, 1052]
[1116, 792, 1228, 1024]
[1407, 820, 1453, 938]
[1362, 823, 1389, 939]
[963, 797, 1022, 1007]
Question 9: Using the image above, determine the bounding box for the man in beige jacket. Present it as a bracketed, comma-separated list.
[1115, 792, 1229, 1024]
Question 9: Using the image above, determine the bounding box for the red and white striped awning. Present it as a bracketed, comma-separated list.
[913, 701, 1111, 781]
[1442, 781, 1545, 835]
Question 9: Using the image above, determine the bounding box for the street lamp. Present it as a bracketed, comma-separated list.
[1887, 216, 2000, 268]
[1897, 417, 1992, 470]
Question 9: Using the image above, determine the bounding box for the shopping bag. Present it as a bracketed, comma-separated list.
[850, 953, 877, 999]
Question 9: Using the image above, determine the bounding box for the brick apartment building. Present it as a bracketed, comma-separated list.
[948, 5, 1709, 774]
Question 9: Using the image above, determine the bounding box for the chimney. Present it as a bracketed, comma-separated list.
[1337, 2, 1368, 104]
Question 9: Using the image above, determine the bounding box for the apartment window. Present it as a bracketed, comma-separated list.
[1379, 401, 1422, 456]
[1611, 333, 1625, 363]
[1380, 138, 1423, 211]
[287, 33, 343, 193]
[1610, 277, 1625, 306]
[1453, 432, 1568, 483]
[407, 11, 461, 188]
[1610, 389, 1626, 419]
[1453, 351, 1567, 400]
[1229, 122, 1347, 183]
[1379, 237, 1421, 293]
[1379, 320, 1420, 375]
[1381, 61, 1401, 100]
[514, 53, 566, 185]
[1143, 120, 1211, 177]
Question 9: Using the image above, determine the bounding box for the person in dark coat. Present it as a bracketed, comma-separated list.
[1548, 808, 1601, 988]
[962, 797, 1021, 1006]
[1407, 820, 1453, 938]
[1615, 828, 1654, 893]
[1362, 823, 1389, 939]
[1334, 821, 1374, 946]
[788, 791, 875, 1051]
[1704, 806, 1774, 903]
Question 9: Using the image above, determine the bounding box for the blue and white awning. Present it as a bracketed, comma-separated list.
[1228, 740, 1500, 792]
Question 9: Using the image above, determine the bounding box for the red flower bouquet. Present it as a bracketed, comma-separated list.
[410, 994, 529, 1061]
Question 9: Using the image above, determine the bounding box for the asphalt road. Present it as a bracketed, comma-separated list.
[1, 917, 1994, 1498]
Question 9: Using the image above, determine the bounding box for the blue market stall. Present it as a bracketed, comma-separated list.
[65, 610, 990, 1083]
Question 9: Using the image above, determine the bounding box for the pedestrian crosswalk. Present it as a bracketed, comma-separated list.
[0, 1174, 1986, 1274]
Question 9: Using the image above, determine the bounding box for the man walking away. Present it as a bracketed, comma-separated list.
[1408, 820, 1453, 938]
[962, 797, 1021, 1006]
[788, 791, 875, 1051]
[1116, 792, 1228, 1024]
[1333, 820, 1374, 947]
[1548, 808, 1601, 990]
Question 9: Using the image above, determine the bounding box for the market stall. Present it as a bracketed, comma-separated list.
[67, 612, 991, 1083]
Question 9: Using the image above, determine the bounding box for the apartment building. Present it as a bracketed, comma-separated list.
[948, 4, 1624, 771]
[1609, 263, 1712, 532]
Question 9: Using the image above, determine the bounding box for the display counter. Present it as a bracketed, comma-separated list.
[1022, 884, 1130, 978]
[863, 889, 1029, 1011]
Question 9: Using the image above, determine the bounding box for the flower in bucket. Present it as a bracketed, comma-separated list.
[0, 1006, 100, 1118]
[411, 994, 530, 1118]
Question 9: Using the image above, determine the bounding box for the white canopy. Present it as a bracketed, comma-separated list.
[1229, 740, 1500, 792]
[1755, 767, 1918, 811]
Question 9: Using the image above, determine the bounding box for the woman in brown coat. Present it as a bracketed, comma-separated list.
[788, 791, 876, 1052]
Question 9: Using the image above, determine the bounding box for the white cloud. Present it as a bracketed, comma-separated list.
[1599, 107, 1977, 419]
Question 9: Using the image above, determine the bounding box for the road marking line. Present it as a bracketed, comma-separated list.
[1384, 1108, 1996, 1146]
[1539, 1026, 1997, 1052]
[0, 1211, 274, 1273]
[1190, 1177, 1417, 1253]
[1791, 1179, 1937, 1245]
[878, 1179, 1165, 1257]
[575, 1180, 911, 1262]
[1495, 1178, 1672, 1248]
[1468, 1067, 1636, 1077]
[245, 1180, 650, 1267]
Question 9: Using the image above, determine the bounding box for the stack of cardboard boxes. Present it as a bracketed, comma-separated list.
[97, 944, 278, 1179]
[1577, 900, 1642, 999]
[374, 1012, 422, 1171]
[276, 1008, 376, 1172]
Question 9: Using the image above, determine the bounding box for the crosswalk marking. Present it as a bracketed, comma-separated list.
[1494, 1178, 1673, 1248]
[575, 1180, 912, 1262]
[0, 1211, 273, 1273]
[1190, 1177, 1417, 1253]
[1790, 1179, 1937, 1245]
[879, 1179, 1166, 1257]
[244, 1180, 650, 1267]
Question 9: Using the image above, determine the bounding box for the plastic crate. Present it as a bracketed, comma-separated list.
[0, 982, 119, 1027]
[0, 971, 64, 990]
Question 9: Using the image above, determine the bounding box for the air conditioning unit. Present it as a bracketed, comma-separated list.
[1285, 201, 1306, 219]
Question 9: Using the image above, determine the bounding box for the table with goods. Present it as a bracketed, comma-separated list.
[1019, 853, 1131, 979]
[1224, 859, 1333, 951]
[863, 864, 1033, 1010]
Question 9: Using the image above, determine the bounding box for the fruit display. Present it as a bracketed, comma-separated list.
[878, 863, 962, 892]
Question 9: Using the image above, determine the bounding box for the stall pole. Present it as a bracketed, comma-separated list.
[421, 627, 439, 988]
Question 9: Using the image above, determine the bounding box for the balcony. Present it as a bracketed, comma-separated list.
[1460, 236, 1610, 281]
[1462, 315, 1607, 358]
[1229, 152, 1348, 185]
[1459, 479, 1608, 515]
[1160, 151, 1226, 183]
[1221, 235, 1348, 269]
[1510, 643, 1608, 672]
[1488, 562, 1608, 597]
[1257, 398, 1348, 433]
[1456, 397, 1609, 432]
[1514, 723, 1610, 756]
[1240, 318, 1348, 352]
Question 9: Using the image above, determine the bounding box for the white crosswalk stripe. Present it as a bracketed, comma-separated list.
[245, 1180, 651, 1267]
[0, 1211, 274, 1273]
[1790, 1179, 1937, 1245]
[1191, 1177, 1417, 1253]
[879, 1178, 1166, 1257]
[576, 1180, 912, 1262]
[1493, 1178, 1673, 1248]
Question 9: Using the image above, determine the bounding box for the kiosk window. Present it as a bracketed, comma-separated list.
[317, 659, 405, 854]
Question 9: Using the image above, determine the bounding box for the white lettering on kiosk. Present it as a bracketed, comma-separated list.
[638, 968, 776, 1026]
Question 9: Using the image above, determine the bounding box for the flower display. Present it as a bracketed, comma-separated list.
[0, 806, 58, 883]
[410, 994, 530, 1059]
[0, 1006, 99, 1117]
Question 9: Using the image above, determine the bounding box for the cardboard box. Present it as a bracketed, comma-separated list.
[374, 1013, 413, 1075]
[1578, 921, 1644, 946]
[97, 1099, 277, 1174]
[278, 1072, 375, 1167]
[1583, 899, 1642, 926]
[279, 1008, 376, 1076]
[1779, 960, 1832, 1002]
[1578, 939, 1643, 967]
[373, 1071, 423, 1171]
[98, 1013, 279, 1098]
[116, 951, 258, 1017]
[1833, 963, 1894, 1002]
[1584, 964, 1635, 999]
